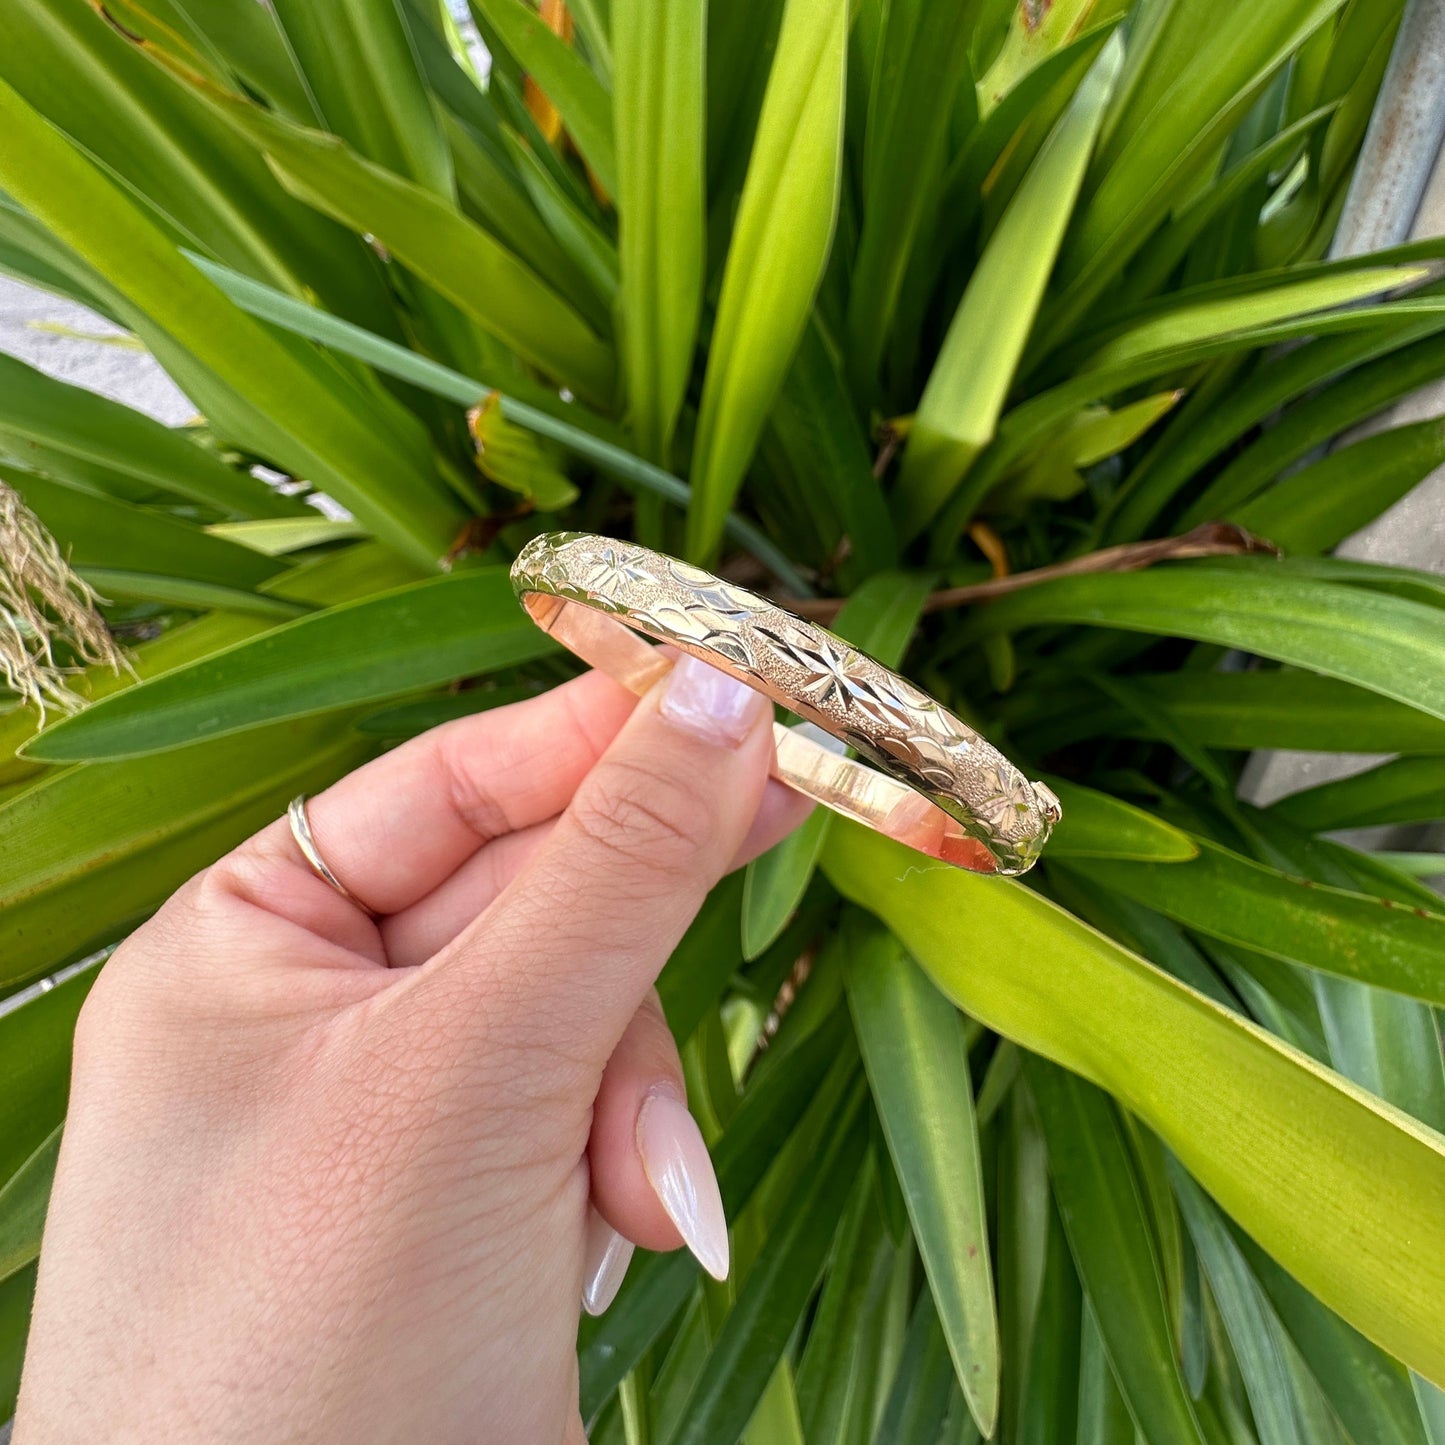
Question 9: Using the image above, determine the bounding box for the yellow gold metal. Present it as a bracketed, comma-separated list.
[287, 794, 372, 909]
[510, 533, 1061, 875]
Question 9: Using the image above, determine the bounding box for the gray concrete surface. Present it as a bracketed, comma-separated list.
[0, 277, 191, 423]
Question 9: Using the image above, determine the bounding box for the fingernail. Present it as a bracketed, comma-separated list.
[636, 1091, 730, 1280]
[660, 654, 768, 748]
[581, 1211, 633, 1316]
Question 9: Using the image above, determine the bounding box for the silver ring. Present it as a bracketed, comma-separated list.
[287, 794, 370, 911]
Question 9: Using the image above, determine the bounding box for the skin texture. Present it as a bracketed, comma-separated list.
[14, 661, 807, 1443]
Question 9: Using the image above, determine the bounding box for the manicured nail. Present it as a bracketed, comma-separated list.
[636, 1091, 730, 1280]
[660, 654, 768, 748]
[581, 1211, 633, 1316]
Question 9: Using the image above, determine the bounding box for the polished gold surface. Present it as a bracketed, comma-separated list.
[511, 532, 1060, 875]
[288, 794, 372, 909]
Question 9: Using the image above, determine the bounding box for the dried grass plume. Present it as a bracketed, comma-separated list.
[0, 478, 127, 719]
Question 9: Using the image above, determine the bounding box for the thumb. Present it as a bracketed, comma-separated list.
[434, 653, 775, 1059]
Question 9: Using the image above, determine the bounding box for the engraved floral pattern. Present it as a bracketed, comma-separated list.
[583, 544, 654, 594]
[512, 533, 1059, 874]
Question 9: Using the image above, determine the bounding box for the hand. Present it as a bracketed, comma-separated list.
[15, 655, 807, 1443]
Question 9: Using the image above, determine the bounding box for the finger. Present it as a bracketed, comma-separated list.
[580, 1205, 634, 1317]
[379, 777, 813, 970]
[211, 669, 637, 932]
[588, 991, 727, 1280]
[378, 823, 548, 968]
[737, 775, 816, 865]
[425, 654, 775, 1054]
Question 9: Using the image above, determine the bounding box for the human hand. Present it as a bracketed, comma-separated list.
[15, 655, 806, 1443]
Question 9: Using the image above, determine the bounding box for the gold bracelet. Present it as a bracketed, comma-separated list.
[511, 532, 1060, 876]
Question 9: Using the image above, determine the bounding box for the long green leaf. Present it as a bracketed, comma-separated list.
[955, 296, 1445, 539]
[0, 351, 292, 518]
[665, 1095, 867, 1445]
[1250, 817, 1445, 1445]
[1044, 780, 1199, 862]
[1124, 104, 1337, 302]
[0, 74, 464, 569]
[471, 0, 617, 194]
[75, 570, 310, 621]
[995, 1084, 1049, 1442]
[1074, 265, 1428, 374]
[1273, 756, 1445, 832]
[2, 0, 384, 318]
[0, 1125, 60, 1287]
[0, 971, 91, 1187]
[741, 808, 831, 963]
[612, 0, 705, 463]
[1018, 1198, 1082, 1445]
[1177, 328, 1445, 531]
[1077, 1301, 1134, 1445]
[844, 919, 999, 1436]
[213, 100, 616, 405]
[0, 542, 418, 786]
[657, 875, 746, 1046]
[577, 1015, 854, 1426]
[1264, 555, 1445, 609]
[271, 0, 454, 195]
[1234, 418, 1445, 556]
[1075, 840, 1445, 1006]
[11, 472, 287, 593]
[794, 1161, 890, 1444]
[686, 0, 847, 561]
[1, 719, 369, 987]
[741, 569, 932, 958]
[846, 0, 976, 396]
[892, 35, 1120, 540]
[1055, 0, 1351, 327]
[764, 318, 900, 579]
[1016, 670, 1445, 757]
[185, 254, 814, 595]
[498, 124, 617, 322]
[1109, 319, 1445, 543]
[0, 1262, 37, 1424]
[144, 0, 314, 117]
[1022, 1056, 1206, 1445]
[870, 1288, 957, 1445]
[1172, 1166, 1307, 1445]
[969, 562, 1445, 723]
[26, 569, 554, 762]
[942, 21, 1118, 232]
[0, 980, 85, 1409]
[1237, 1230, 1430, 1445]
[206, 518, 367, 555]
[822, 820, 1445, 1385]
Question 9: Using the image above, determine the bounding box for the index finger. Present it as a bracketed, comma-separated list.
[219, 667, 639, 924]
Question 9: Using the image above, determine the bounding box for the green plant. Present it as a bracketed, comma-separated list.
[1, 0, 1443, 1438]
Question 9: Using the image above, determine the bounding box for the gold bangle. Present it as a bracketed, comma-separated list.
[510, 532, 1060, 876]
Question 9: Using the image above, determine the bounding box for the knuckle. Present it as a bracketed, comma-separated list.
[432, 731, 511, 842]
[205, 833, 289, 910]
[612, 1002, 684, 1090]
[571, 758, 715, 875]
[68, 982, 118, 1073]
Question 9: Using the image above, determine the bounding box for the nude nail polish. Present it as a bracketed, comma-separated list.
[636, 1091, 730, 1281]
[581, 1211, 634, 1316]
[659, 653, 768, 748]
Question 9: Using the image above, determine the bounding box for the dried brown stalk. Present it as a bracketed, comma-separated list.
[785, 522, 1277, 623]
